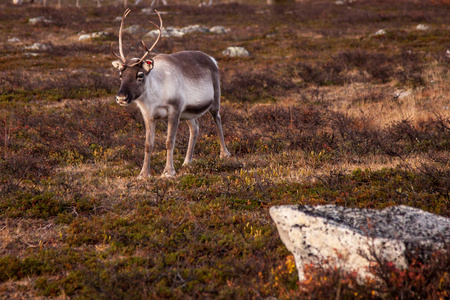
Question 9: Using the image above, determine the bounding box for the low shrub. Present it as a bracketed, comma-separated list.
[222, 70, 297, 102]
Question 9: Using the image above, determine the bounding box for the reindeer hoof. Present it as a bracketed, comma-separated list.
[138, 170, 152, 179]
[182, 160, 192, 167]
[161, 173, 175, 178]
[220, 151, 231, 158]
[161, 169, 176, 178]
[138, 173, 151, 179]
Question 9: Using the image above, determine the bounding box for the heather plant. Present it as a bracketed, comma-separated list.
[222, 70, 297, 103]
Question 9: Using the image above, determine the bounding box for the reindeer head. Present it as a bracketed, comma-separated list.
[111, 9, 162, 106]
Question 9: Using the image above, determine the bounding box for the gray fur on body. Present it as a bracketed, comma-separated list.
[113, 50, 230, 177]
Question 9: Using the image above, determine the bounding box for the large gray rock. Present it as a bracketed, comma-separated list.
[270, 205, 450, 281]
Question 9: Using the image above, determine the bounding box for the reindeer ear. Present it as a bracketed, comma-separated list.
[112, 60, 124, 70]
[142, 59, 154, 73]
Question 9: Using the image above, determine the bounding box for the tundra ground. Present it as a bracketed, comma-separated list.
[0, 0, 449, 298]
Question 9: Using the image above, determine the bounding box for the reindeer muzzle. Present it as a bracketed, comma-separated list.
[116, 93, 131, 106]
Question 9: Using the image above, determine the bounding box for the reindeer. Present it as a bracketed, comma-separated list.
[111, 9, 231, 178]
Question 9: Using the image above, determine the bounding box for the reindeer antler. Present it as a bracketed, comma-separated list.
[111, 8, 131, 64]
[111, 9, 163, 67]
[129, 10, 163, 67]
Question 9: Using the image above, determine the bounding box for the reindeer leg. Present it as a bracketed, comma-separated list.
[162, 113, 179, 177]
[183, 119, 199, 166]
[209, 109, 231, 158]
[139, 117, 155, 178]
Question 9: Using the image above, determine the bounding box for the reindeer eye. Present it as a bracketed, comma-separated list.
[137, 72, 144, 80]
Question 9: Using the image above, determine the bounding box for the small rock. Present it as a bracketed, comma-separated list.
[142, 8, 169, 15]
[146, 24, 226, 38]
[24, 52, 39, 57]
[209, 26, 229, 34]
[24, 43, 52, 51]
[181, 24, 209, 34]
[8, 37, 21, 43]
[123, 25, 147, 35]
[145, 29, 161, 38]
[335, 0, 356, 5]
[78, 34, 92, 41]
[147, 27, 184, 38]
[446, 49, 450, 58]
[222, 47, 250, 57]
[28, 16, 53, 25]
[114, 16, 123, 22]
[78, 32, 109, 41]
[372, 29, 387, 37]
[166, 27, 185, 38]
[394, 89, 412, 100]
[91, 32, 108, 38]
[416, 24, 430, 31]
